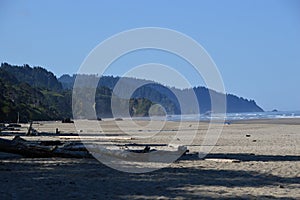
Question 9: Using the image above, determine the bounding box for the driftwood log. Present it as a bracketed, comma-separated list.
[0, 137, 188, 161]
[0, 136, 92, 158]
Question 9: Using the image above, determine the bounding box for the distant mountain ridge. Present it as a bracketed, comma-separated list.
[0, 63, 263, 122]
[59, 74, 264, 114]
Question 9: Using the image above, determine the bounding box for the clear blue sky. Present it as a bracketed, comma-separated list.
[1, 0, 299, 111]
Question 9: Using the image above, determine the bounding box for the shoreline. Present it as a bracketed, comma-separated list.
[227, 118, 300, 125]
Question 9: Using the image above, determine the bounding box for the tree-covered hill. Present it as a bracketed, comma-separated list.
[0, 67, 71, 122]
[0, 63, 264, 122]
[1, 63, 63, 91]
[60, 74, 264, 114]
[0, 64, 157, 122]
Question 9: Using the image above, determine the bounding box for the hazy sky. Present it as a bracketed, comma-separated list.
[1, 0, 299, 111]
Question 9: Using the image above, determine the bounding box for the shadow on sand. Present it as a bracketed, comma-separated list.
[0, 153, 299, 199]
[181, 152, 300, 162]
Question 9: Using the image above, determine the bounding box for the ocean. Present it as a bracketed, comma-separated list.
[138, 111, 300, 122]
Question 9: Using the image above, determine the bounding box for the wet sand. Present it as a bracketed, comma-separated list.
[0, 119, 299, 199]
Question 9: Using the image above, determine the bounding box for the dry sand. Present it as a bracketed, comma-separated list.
[0, 119, 299, 199]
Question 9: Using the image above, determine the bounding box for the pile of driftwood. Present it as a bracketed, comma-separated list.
[0, 136, 92, 158]
[0, 122, 189, 160]
[0, 136, 189, 162]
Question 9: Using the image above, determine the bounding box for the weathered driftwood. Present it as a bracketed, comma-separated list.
[0, 136, 188, 161]
[87, 145, 188, 162]
[0, 136, 92, 158]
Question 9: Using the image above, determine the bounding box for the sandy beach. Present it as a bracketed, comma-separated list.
[0, 118, 299, 199]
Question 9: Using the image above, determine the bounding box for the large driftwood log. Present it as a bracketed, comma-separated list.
[0, 136, 92, 158]
[0, 137, 188, 161]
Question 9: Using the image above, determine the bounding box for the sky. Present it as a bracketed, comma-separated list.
[0, 0, 300, 111]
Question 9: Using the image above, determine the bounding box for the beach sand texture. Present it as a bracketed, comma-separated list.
[0, 119, 299, 199]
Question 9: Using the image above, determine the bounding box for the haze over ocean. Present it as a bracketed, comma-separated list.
[0, 0, 299, 111]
